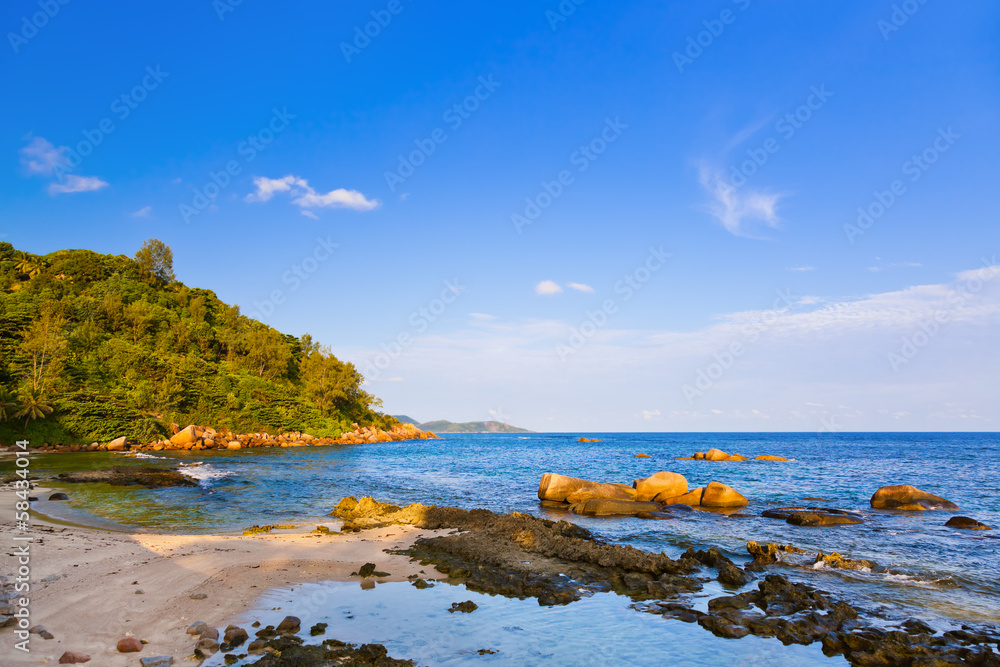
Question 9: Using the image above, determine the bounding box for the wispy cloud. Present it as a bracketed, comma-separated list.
[567, 282, 594, 293]
[535, 280, 563, 296]
[698, 165, 783, 237]
[246, 175, 379, 212]
[131, 206, 152, 218]
[20, 136, 66, 176]
[20, 135, 108, 195]
[48, 175, 108, 195]
[869, 261, 922, 273]
[345, 265, 1000, 431]
[788, 266, 816, 272]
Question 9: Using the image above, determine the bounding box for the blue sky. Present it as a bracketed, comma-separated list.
[3, 0, 999, 431]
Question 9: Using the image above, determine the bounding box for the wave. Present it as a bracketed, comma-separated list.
[178, 462, 235, 487]
[124, 451, 166, 460]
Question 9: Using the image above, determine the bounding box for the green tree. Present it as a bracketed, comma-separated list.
[16, 387, 54, 428]
[123, 300, 155, 344]
[134, 238, 175, 283]
[0, 387, 17, 421]
[17, 303, 68, 392]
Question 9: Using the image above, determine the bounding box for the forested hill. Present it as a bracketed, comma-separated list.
[0, 240, 395, 446]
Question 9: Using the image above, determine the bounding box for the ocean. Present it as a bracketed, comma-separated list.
[16, 432, 1000, 647]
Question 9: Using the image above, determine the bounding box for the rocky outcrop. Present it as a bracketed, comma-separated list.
[577, 437, 603, 442]
[633, 471, 687, 502]
[570, 499, 662, 517]
[815, 552, 877, 571]
[57, 466, 198, 488]
[746, 541, 805, 564]
[870, 484, 958, 511]
[54, 421, 439, 455]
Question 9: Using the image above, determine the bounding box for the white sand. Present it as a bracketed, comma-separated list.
[1, 486, 443, 665]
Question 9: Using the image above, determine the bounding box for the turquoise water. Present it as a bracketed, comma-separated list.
[200, 580, 845, 667]
[13, 432, 1000, 631]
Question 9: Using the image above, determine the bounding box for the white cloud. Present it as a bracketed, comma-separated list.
[246, 175, 379, 212]
[20, 136, 108, 195]
[788, 266, 815, 272]
[48, 175, 108, 195]
[345, 265, 1000, 431]
[567, 282, 595, 293]
[869, 261, 923, 273]
[698, 164, 783, 237]
[301, 210, 319, 220]
[641, 409, 661, 420]
[535, 280, 564, 296]
[20, 136, 67, 176]
[131, 206, 152, 218]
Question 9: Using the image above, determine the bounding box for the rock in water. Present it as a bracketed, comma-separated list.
[633, 471, 688, 502]
[48, 492, 69, 501]
[358, 563, 376, 577]
[57, 466, 198, 488]
[945, 516, 991, 530]
[746, 541, 805, 563]
[58, 652, 91, 664]
[275, 615, 301, 634]
[870, 484, 958, 511]
[537, 473, 606, 502]
[754, 455, 793, 461]
[786, 511, 862, 527]
[223, 625, 249, 646]
[117, 637, 143, 653]
[700, 482, 749, 508]
[448, 600, 478, 613]
[570, 499, 662, 517]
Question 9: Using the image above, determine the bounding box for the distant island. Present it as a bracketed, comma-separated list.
[393, 415, 532, 434]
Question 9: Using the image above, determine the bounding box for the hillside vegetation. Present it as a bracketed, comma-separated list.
[0, 240, 394, 446]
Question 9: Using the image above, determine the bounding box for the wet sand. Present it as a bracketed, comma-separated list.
[1, 487, 445, 666]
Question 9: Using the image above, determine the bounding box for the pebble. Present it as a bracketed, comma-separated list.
[189, 593, 208, 600]
[58, 651, 91, 664]
[117, 637, 143, 653]
[186, 621, 208, 635]
[140, 658, 174, 667]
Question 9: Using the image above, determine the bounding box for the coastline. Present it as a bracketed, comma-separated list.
[1, 492, 446, 666]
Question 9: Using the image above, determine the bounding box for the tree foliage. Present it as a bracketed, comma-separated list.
[133, 238, 175, 283]
[0, 241, 395, 445]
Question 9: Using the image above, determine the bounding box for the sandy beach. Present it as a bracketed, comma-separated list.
[1, 487, 444, 666]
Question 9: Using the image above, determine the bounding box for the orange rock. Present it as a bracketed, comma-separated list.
[870, 485, 958, 511]
[755, 455, 793, 462]
[565, 483, 636, 503]
[657, 487, 704, 505]
[701, 481, 748, 508]
[633, 471, 688, 502]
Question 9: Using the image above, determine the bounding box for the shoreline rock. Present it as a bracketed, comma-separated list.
[4, 422, 439, 455]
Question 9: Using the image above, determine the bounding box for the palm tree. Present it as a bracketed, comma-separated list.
[13, 251, 40, 279]
[16, 388, 53, 428]
[0, 387, 17, 421]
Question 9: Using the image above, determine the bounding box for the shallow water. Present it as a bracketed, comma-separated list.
[10, 432, 1000, 629]
[200, 580, 845, 667]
